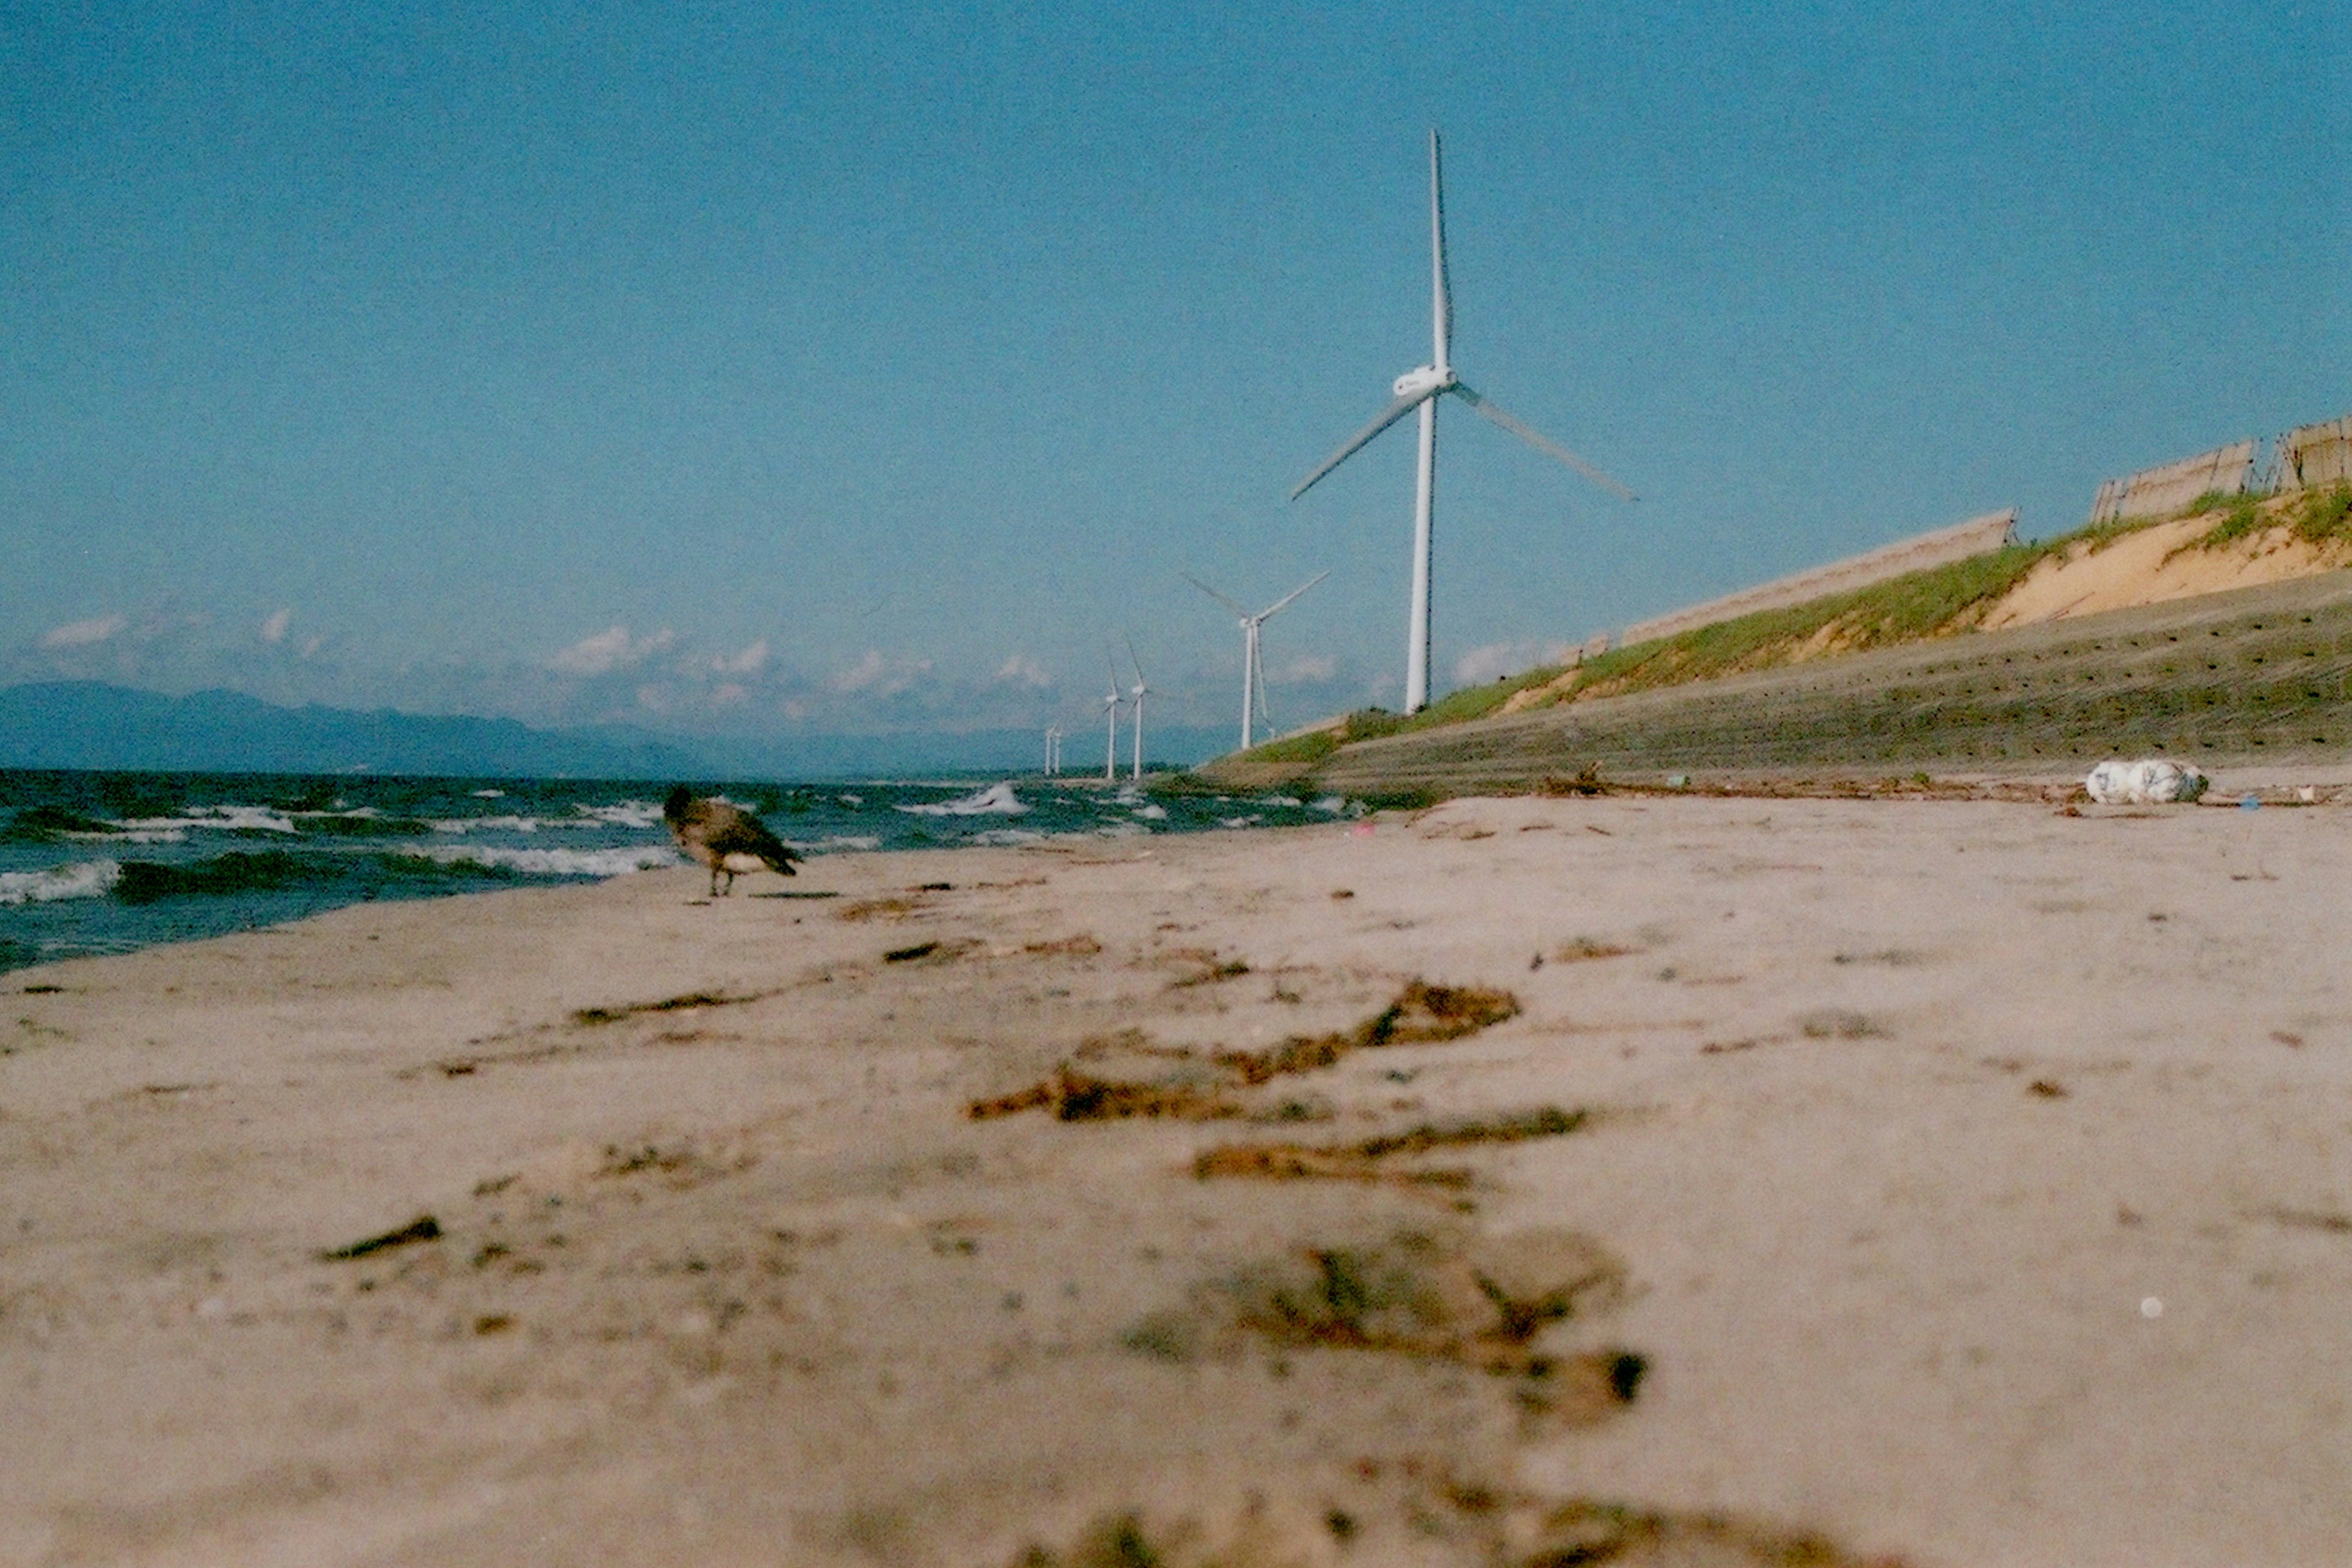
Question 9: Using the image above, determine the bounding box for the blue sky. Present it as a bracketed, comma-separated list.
[4, 1, 2345, 756]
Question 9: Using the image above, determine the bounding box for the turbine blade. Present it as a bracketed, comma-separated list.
[1180, 571, 1252, 619]
[1290, 391, 1429, 500]
[1430, 128, 1450, 372]
[1125, 633, 1145, 689]
[1257, 569, 1329, 620]
[1450, 383, 1637, 501]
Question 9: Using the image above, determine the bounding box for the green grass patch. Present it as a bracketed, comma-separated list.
[2288, 482, 2352, 547]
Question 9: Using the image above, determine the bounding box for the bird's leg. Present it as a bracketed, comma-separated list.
[709, 867, 722, 897]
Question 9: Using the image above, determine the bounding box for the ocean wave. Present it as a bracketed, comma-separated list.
[399, 844, 679, 878]
[896, 782, 1028, 818]
[1133, 803, 1168, 821]
[0, 859, 123, 906]
[113, 852, 318, 904]
[428, 814, 549, 834]
[118, 805, 298, 835]
[810, 835, 882, 851]
[574, 800, 664, 830]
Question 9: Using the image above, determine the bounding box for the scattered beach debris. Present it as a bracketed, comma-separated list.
[1169, 957, 1251, 988]
[968, 982, 1522, 1122]
[2084, 758, 2208, 805]
[969, 1067, 1241, 1122]
[318, 1215, 442, 1261]
[1194, 1107, 1589, 1187]
[835, 895, 929, 922]
[571, 990, 748, 1025]
[1010, 1482, 1908, 1568]
[884, 940, 987, 963]
[1123, 1227, 1634, 1403]
[1796, 1008, 1883, 1040]
[1539, 765, 1607, 797]
[1553, 937, 1635, 962]
[1022, 933, 1102, 957]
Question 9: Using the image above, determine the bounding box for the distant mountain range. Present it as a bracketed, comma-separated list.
[0, 682, 704, 778]
[0, 682, 1232, 780]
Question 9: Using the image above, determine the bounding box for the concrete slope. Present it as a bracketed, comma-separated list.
[1308, 569, 2352, 793]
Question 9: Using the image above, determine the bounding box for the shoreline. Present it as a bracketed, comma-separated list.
[4, 796, 2347, 1565]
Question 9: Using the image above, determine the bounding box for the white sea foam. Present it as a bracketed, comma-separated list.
[399, 845, 679, 878]
[970, 827, 1047, 847]
[0, 859, 123, 906]
[118, 805, 297, 835]
[429, 815, 546, 834]
[66, 827, 186, 845]
[813, 835, 882, 851]
[575, 800, 663, 830]
[1133, 803, 1168, 821]
[1218, 815, 1264, 829]
[896, 782, 1028, 817]
[838, 793, 863, 807]
[472, 789, 505, 798]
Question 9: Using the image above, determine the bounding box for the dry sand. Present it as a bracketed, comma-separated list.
[1981, 515, 2352, 631]
[4, 796, 2349, 1566]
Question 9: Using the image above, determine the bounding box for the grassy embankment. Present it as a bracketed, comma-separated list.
[1229, 483, 2352, 772]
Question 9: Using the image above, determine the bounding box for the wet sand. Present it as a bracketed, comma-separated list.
[3, 793, 2348, 1566]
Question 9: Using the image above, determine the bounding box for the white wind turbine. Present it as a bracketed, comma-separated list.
[1290, 128, 1635, 713]
[1101, 658, 1123, 781]
[1183, 570, 1329, 751]
[1123, 637, 1150, 781]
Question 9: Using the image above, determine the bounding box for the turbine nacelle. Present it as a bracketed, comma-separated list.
[1391, 364, 1456, 401]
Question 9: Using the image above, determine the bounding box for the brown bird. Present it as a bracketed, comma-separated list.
[664, 786, 801, 895]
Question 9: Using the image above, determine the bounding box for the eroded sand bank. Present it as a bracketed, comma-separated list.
[3, 796, 2348, 1566]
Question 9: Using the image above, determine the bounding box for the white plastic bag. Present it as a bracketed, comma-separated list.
[2084, 758, 2208, 805]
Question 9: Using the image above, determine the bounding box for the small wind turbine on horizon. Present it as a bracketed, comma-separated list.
[1183, 570, 1328, 751]
[1289, 128, 1636, 714]
[1123, 637, 1150, 781]
[1101, 658, 1123, 782]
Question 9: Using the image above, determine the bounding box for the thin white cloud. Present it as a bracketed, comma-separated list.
[714, 639, 769, 676]
[259, 607, 293, 644]
[547, 625, 678, 677]
[994, 654, 1051, 688]
[831, 649, 932, 696]
[1271, 654, 1336, 683]
[40, 614, 126, 650]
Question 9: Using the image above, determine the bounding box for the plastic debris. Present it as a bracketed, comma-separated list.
[2084, 759, 2209, 805]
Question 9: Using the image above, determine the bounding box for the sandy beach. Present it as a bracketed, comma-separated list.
[4, 792, 2348, 1566]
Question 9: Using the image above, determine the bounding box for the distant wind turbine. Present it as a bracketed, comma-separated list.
[1183, 570, 1328, 751]
[1101, 658, 1123, 781]
[1123, 637, 1150, 781]
[1290, 128, 1635, 713]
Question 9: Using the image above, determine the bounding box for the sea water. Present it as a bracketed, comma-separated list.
[0, 771, 1357, 975]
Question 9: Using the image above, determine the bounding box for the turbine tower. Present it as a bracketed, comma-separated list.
[1123, 638, 1150, 781]
[1183, 570, 1328, 751]
[1290, 128, 1635, 713]
[1101, 659, 1123, 782]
